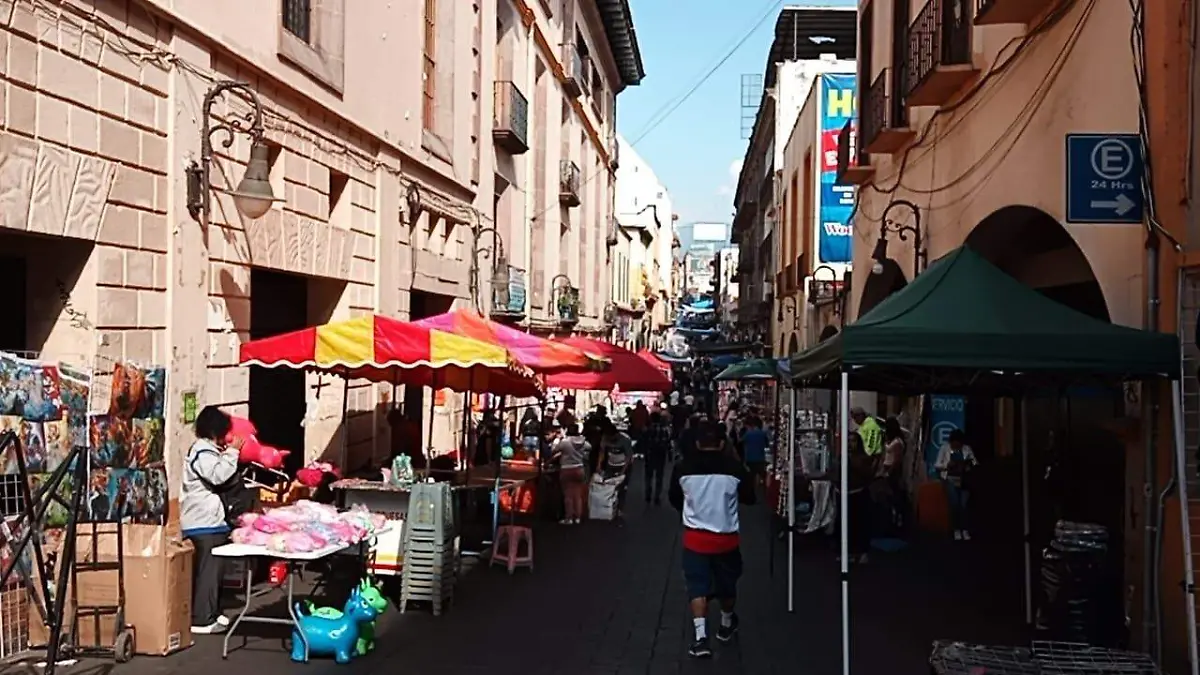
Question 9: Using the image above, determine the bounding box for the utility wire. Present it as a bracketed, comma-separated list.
[528, 1, 786, 226]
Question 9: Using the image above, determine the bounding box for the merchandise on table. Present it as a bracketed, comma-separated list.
[230, 500, 387, 554]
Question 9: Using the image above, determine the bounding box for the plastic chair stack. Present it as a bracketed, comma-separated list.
[399, 482, 460, 616]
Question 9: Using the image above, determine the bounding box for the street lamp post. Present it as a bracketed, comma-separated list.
[870, 199, 925, 276]
[470, 226, 508, 316]
[186, 81, 280, 221]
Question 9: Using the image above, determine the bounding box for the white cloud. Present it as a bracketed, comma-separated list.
[715, 158, 744, 197]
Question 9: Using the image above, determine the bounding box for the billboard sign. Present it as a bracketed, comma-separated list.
[818, 73, 856, 263]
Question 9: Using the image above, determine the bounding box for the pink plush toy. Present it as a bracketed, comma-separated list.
[224, 417, 290, 469]
[296, 462, 339, 488]
[239, 435, 290, 469]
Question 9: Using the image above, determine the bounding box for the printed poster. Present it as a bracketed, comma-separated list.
[818, 73, 857, 264]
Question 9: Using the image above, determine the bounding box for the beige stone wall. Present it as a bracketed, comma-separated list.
[0, 0, 485, 496]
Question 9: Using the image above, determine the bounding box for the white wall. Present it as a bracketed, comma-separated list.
[614, 135, 675, 306]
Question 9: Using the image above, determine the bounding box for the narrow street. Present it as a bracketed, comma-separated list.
[113, 470, 1027, 675]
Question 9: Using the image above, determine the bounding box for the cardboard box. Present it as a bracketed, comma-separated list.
[29, 524, 195, 656]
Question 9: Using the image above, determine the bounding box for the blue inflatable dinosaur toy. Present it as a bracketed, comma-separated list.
[291, 586, 379, 664]
[303, 579, 389, 655]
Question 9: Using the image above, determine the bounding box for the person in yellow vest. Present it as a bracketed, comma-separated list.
[850, 407, 884, 457]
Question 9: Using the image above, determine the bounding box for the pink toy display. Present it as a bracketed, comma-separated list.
[223, 416, 290, 469]
[230, 500, 386, 554]
[296, 461, 339, 488]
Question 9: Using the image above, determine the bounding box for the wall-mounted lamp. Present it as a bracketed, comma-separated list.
[186, 81, 280, 222]
[871, 199, 924, 276]
[405, 182, 424, 225]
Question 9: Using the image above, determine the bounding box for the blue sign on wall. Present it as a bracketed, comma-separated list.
[925, 395, 965, 477]
[1065, 133, 1144, 224]
[818, 74, 856, 263]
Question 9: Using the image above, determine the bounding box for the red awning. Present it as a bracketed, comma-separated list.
[546, 338, 673, 392]
[637, 349, 672, 377]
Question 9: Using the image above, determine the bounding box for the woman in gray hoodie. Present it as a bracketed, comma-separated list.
[180, 406, 242, 635]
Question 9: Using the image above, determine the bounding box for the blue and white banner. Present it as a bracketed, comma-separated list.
[818, 74, 857, 263]
[925, 395, 965, 477]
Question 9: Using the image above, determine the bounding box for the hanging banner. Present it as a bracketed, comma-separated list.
[925, 395, 966, 477]
[818, 73, 857, 263]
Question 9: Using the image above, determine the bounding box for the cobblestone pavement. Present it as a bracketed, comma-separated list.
[100, 468, 1027, 675]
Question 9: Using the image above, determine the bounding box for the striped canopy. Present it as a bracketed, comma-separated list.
[415, 308, 605, 374]
[239, 314, 542, 397]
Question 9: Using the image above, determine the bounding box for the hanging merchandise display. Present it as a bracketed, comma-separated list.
[86, 362, 168, 523]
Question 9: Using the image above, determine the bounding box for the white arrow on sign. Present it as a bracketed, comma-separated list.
[1089, 193, 1137, 216]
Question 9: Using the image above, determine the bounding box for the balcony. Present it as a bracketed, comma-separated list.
[974, 0, 1050, 25]
[559, 160, 581, 207]
[906, 0, 979, 107]
[835, 120, 874, 185]
[564, 48, 587, 99]
[492, 81, 529, 155]
[862, 69, 915, 154]
[490, 264, 527, 322]
[556, 285, 580, 327]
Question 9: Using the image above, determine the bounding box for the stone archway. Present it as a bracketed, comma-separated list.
[964, 205, 1109, 321]
[964, 204, 1122, 584]
[857, 258, 908, 319]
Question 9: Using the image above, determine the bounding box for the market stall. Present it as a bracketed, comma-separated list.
[237, 314, 542, 604]
[787, 246, 1184, 675]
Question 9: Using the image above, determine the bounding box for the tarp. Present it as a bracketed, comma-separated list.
[714, 358, 780, 381]
[789, 246, 1180, 392]
[239, 314, 543, 397]
[637, 349, 672, 377]
[414, 308, 606, 374]
[545, 337, 673, 392]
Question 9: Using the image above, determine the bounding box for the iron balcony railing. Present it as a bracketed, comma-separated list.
[564, 48, 587, 98]
[863, 68, 908, 150]
[556, 285, 580, 325]
[492, 81, 529, 154]
[559, 160, 581, 207]
[491, 265, 527, 319]
[906, 0, 973, 97]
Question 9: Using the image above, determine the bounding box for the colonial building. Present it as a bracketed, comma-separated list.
[731, 6, 856, 347]
[614, 135, 676, 349]
[839, 0, 1194, 667]
[0, 0, 641, 499]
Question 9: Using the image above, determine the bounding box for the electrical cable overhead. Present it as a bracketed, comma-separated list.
[527, 0, 787, 226]
[629, 0, 783, 144]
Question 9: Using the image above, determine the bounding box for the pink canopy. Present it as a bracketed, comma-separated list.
[545, 337, 673, 392]
[415, 308, 604, 375]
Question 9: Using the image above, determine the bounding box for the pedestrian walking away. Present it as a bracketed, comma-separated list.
[641, 411, 672, 504]
[668, 420, 756, 658]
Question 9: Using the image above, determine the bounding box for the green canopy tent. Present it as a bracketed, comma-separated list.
[782, 246, 1184, 674]
[790, 246, 1178, 393]
[714, 358, 786, 381]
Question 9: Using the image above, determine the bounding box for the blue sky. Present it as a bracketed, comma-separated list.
[617, 0, 855, 243]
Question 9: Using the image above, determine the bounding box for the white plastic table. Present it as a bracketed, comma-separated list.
[212, 528, 389, 660]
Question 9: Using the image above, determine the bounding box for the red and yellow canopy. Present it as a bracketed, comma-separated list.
[239, 314, 542, 397]
[415, 308, 605, 374]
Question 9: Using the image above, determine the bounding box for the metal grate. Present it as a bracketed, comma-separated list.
[1180, 273, 1200, 496]
[1031, 641, 1161, 673]
[282, 0, 311, 43]
[929, 640, 1040, 674]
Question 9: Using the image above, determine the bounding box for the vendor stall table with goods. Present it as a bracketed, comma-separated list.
[216, 499, 389, 659]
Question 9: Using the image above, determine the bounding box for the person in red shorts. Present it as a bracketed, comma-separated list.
[668, 420, 756, 658]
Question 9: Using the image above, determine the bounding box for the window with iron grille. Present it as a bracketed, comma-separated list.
[282, 0, 311, 43]
[423, 0, 437, 132]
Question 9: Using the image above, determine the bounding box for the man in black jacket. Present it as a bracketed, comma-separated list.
[668, 421, 756, 658]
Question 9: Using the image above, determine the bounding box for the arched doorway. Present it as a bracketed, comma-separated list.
[964, 205, 1109, 321]
[818, 325, 839, 342]
[787, 333, 800, 355]
[857, 258, 908, 319]
[963, 205, 1122, 625]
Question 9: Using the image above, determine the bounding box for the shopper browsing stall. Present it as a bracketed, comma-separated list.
[553, 423, 590, 525]
[180, 406, 243, 635]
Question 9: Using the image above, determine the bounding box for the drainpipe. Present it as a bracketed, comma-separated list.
[1142, 227, 1160, 654]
